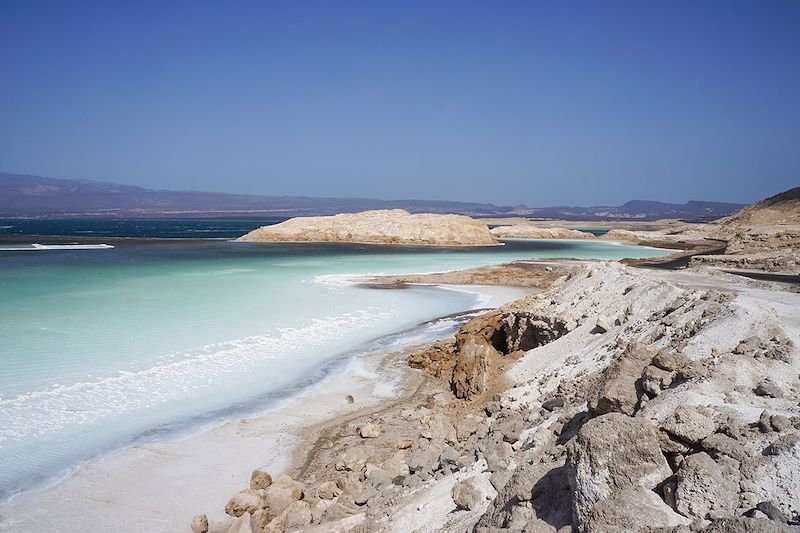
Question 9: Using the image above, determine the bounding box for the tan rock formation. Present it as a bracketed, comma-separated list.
[600, 228, 641, 244]
[237, 209, 498, 246]
[490, 226, 595, 240]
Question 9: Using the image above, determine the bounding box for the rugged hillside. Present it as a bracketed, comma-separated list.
[689, 187, 800, 272]
[522, 200, 744, 222]
[713, 187, 800, 252]
[236, 209, 499, 246]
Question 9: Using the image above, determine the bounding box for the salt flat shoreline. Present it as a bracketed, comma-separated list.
[0, 284, 531, 533]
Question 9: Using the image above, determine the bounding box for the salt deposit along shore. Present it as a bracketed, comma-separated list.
[191, 261, 799, 533]
[0, 285, 530, 533]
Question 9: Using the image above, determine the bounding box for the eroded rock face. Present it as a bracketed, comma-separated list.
[500, 312, 569, 352]
[566, 413, 672, 528]
[451, 336, 493, 399]
[237, 209, 498, 247]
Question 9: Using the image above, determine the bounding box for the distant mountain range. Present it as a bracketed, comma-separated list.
[0, 172, 745, 221]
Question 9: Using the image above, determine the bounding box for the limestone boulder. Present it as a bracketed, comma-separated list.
[284, 500, 312, 530]
[589, 342, 653, 416]
[566, 413, 672, 527]
[675, 452, 739, 520]
[225, 489, 267, 517]
[250, 469, 273, 490]
[584, 488, 690, 532]
[662, 406, 717, 444]
[452, 476, 487, 511]
[358, 422, 381, 439]
[191, 514, 209, 533]
[264, 475, 304, 515]
[317, 480, 342, 500]
[225, 512, 257, 533]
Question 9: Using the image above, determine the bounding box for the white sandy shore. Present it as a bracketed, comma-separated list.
[0, 284, 531, 533]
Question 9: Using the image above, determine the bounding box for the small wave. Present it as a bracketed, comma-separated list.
[0, 244, 115, 251]
[0, 308, 393, 443]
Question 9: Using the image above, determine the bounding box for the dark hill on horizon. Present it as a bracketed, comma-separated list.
[0, 172, 745, 221]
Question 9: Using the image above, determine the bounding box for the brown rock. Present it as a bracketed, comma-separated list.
[284, 500, 312, 530]
[662, 406, 716, 444]
[264, 475, 304, 515]
[250, 469, 273, 490]
[567, 413, 672, 527]
[589, 342, 654, 416]
[451, 335, 494, 399]
[225, 489, 267, 517]
[452, 476, 487, 510]
[675, 452, 739, 520]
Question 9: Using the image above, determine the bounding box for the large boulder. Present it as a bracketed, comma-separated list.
[675, 452, 739, 520]
[225, 512, 257, 533]
[584, 488, 690, 532]
[225, 489, 267, 517]
[284, 500, 312, 530]
[662, 406, 717, 444]
[250, 469, 273, 490]
[264, 475, 304, 515]
[452, 476, 488, 511]
[589, 342, 653, 416]
[566, 413, 672, 527]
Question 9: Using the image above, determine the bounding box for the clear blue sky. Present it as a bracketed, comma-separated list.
[1, 1, 798, 206]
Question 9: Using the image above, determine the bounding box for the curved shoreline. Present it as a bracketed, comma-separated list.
[0, 284, 531, 533]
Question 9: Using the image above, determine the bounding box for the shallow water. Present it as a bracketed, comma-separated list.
[0, 238, 670, 499]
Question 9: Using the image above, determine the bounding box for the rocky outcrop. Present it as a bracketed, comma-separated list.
[600, 228, 641, 243]
[237, 209, 498, 246]
[490, 226, 596, 240]
[566, 413, 673, 528]
[411, 309, 570, 400]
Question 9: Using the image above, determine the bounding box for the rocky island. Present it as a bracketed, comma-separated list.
[236, 209, 499, 247]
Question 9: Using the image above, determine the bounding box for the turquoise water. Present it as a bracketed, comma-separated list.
[0, 239, 670, 499]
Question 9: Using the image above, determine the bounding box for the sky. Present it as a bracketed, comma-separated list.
[1, 1, 798, 207]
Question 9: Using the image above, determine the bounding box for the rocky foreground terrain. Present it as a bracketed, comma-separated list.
[237, 210, 498, 246]
[196, 260, 800, 533]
